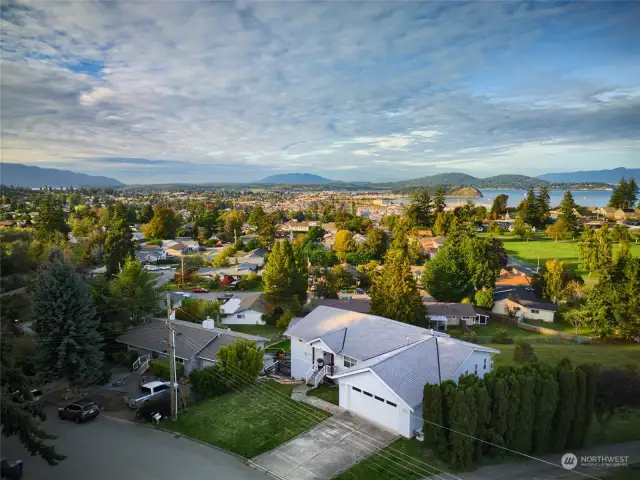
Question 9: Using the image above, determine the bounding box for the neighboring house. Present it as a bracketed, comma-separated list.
[598, 207, 617, 219]
[615, 208, 637, 221]
[280, 219, 321, 233]
[163, 239, 199, 256]
[199, 263, 259, 279]
[417, 236, 446, 257]
[137, 247, 167, 264]
[310, 298, 372, 314]
[116, 318, 268, 374]
[352, 233, 367, 245]
[221, 293, 272, 325]
[492, 286, 557, 322]
[424, 302, 490, 330]
[285, 306, 499, 438]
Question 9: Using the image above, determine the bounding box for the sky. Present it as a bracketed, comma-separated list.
[1, 1, 639, 184]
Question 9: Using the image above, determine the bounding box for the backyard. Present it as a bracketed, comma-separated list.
[166, 380, 328, 458]
[226, 324, 283, 341]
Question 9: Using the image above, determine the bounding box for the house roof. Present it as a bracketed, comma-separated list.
[494, 286, 558, 312]
[286, 306, 447, 361]
[331, 335, 499, 410]
[425, 302, 477, 318]
[310, 298, 371, 314]
[116, 318, 267, 361]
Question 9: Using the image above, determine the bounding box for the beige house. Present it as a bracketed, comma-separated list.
[615, 208, 637, 221]
[492, 286, 557, 323]
[597, 206, 616, 219]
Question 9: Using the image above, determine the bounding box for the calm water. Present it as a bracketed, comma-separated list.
[390, 189, 613, 208]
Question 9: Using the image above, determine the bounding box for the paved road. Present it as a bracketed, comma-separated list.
[1, 408, 269, 480]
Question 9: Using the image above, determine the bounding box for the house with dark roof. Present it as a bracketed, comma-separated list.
[116, 318, 268, 374]
[492, 286, 557, 322]
[220, 293, 272, 325]
[424, 302, 490, 330]
[285, 306, 499, 438]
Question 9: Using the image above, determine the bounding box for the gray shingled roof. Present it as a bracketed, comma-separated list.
[285, 306, 442, 361]
[494, 286, 558, 312]
[425, 302, 477, 318]
[311, 298, 371, 314]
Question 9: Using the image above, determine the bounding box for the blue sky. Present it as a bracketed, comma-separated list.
[1, 1, 639, 184]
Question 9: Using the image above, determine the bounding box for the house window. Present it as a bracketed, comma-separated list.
[375, 396, 384, 402]
[175, 358, 184, 365]
[237, 314, 245, 319]
[352, 386, 361, 393]
[363, 391, 373, 397]
[343, 356, 358, 368]
[484, 358, 487, 370]
[474, 364, 478, 373]
[530, 309, 540, 314]
[386, 401, 397, 407]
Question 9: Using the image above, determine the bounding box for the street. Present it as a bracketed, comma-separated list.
[1, 407, 269, 480]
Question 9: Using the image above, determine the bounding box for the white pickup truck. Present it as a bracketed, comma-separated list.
[124, 381, 178, 409]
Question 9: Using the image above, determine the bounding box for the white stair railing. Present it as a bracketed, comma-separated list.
[313, 365, 328, 387]
[133, 354, 151, 373]
[304, 363, 317, 383]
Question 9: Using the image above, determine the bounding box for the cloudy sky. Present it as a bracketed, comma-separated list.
[2, 1, 639, 184]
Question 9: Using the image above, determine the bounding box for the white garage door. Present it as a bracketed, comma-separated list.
[346, 384, 401, 434]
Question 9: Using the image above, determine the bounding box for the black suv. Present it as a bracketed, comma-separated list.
[58, 399, 100, 423]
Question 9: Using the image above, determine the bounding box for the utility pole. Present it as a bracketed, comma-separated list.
[166, 293, 177, 421]
[180, 256, 185, 288]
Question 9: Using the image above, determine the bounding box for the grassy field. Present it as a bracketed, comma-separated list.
[265, 338, 291, 351]
[226, 324, 283, 341]
[488, 343, 640, 368]
[448, 322, 541, 341]
[166, 380, 328, 458]
[307, 384, 339, 405]
[501, 237, 640, 279]
[525, 318, 596, 337]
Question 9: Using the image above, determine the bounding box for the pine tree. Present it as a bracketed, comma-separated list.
[536, 186, 551, 227]
[422, 383, 447, 454]
[533, 364, 559, 454]
[567, 366, 587, 448]
[448, 384, 478, 470]
[433, 186, 446, 215]
[558, 191, 578, 238]
[103, 215, 134, 277]
[512, 370, 536, 454]
[523, 187, 539, 227]
[36, 193, 68, 242]
[608, 177, 637, 209]
[370, 249, 426, 325]
[504, 373, 521, 448]
[406, 189, 434, 227]
[33, 250, 104, 386]
[263, 239, 306, 312]
[594, 224, 612, 271]
[434, 211, 446, 236]
[579, 227, 598, 275]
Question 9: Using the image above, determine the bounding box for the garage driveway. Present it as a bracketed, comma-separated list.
[252, 410, 397, 480]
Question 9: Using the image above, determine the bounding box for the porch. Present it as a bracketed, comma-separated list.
[304, 344, 336, 388]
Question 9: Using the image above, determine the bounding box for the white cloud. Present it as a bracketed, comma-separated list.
[352, 149, 379, 156]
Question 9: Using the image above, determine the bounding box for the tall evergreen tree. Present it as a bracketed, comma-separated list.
[512, 370, 536, 454]
[533, 364, 559, 455]
[370, 249, 426, 325]
[552, 359, 578, 452]
[32, 250, 104, 386]
[594, 224, 612, 271]
[406, 189, 434, 227]
[423, 383, 447, 454]
[433, 186, 447, 215]
[434, 211, 446, 236]
[103, 215, 134, 277]
[263, 239, 307, 313]
[504, 373, 521, 448]
[567, 366, 587, 448]
[579, 227, 598, 275]
[608, 177, 638, 209]
[558, 190, 579, 238]
[36, 194, 68, 242]
[522, 187, 539, 227]
[448, 383, 478, 470]
[490, 194, 509, 219]
[536, 186, 551, 227]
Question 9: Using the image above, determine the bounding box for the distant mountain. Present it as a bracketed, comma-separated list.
[392, 173, 547, 189]
[259, 173, 339, 184]
[0, 163, 125, 188]
[538, 168, 640, 184]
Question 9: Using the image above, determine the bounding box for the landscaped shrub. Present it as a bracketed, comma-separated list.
[513, 341, 537, 363]
[189, 365, 231, 401]
[149, 357, 184, 379]
[113, 350, 140, 370]
[275, 311, 295, 330]
[491, 327, 514, 344]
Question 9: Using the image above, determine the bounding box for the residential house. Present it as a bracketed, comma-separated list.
[417, 235, 446, 257]
[116, 319, 268, 374]
[280, 219, 321, 233]
[615, 208, 637, 221]
[162, 239, 199, 256]
[221, 293, 272, 325]
[137, 246, 167, 264]
[352, 233, 367, 246]
[309, 298, 372, 314]
[285, 306, 499, 438]
[492, 286, 557, 322]
[424, 302, 490, 330]
[597, 207, 617, 219]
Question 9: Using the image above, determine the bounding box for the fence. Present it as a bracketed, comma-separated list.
[515, 322, 592, 344]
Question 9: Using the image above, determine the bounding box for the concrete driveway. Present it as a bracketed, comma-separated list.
[1, 406, 269, 480]
[252, 410, 397, 480]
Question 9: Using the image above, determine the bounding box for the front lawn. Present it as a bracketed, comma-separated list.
[307, 384, 339, 406]
[166, 380, 328, 458]
[226, 324, 283, 341]
[447, 322, 540, 341]
[524, 318, 596, 337]
[488, 343, 640, 368]
[265, 338, 291, 352]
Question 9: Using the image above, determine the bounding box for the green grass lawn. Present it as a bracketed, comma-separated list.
[448, 322, 541, 341]
[166, 380, 328, 458]
[586, 408, 640, 447]
[265, 338, 291, 352]
[524, 318, 596, 337]
[488, 343, 640, 368]
[307, 384, 339, 406]
[226, 324, 283, 341]
[502, 237, 640, 279]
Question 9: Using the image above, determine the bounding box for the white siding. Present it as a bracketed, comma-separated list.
[337, 371, 410, 437]
[521, 307, 555, 322]
[452, 351, 493, 382]
[221, 310, 265, 325]
[290, 336, 314, 379]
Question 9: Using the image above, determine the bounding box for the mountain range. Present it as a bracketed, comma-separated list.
[0, 163, 125, 188]
[537, 167, 639, 184]
[259, 173, 340, 184]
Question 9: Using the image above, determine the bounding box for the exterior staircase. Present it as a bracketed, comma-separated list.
[306, 365, 327, 387]
[132, 354, 150, 374]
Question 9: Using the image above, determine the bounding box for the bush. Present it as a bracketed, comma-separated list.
[491, 327, 514, 344]
[276, 311, 295, 330]
[189, 364, 231, 401]
[149, 357, 184, 379]
[513, 341, 537, 363]
[113, 350, 139, 370]
[205, 239, 216, 247]
[156, 258, 178, 265]
[136, 392, 172, 421]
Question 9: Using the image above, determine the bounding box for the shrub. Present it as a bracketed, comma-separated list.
[136, 392, 171, 421]
[149, 357, 184, 379]
[461, 297, 472, 304]
[491, 327, 514, 344]
[513, 341, 537, 363]
[113, 350, 140, 370]
[205, 239, 216, 247]
[276, 311, 295, 330]
[189, 364, 231, 401]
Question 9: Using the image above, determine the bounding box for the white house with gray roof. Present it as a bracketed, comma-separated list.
[285, 306, 499, 438]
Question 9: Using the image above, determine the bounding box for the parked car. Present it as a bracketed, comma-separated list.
[158, 265, 172, 270]
[143, 265, 159, 271]
[1, 459, 23, 479]
[192, 287, 208, 293]
[125, 381, 179, 409]
[177, 292, 191, 298]
[58, 398, 100, 423]
[354, 288, 366, 295]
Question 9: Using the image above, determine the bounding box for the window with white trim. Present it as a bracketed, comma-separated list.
[343, 355, 358, 368]
[530, 309, 540, 314]
[237, 314, 245, 319]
